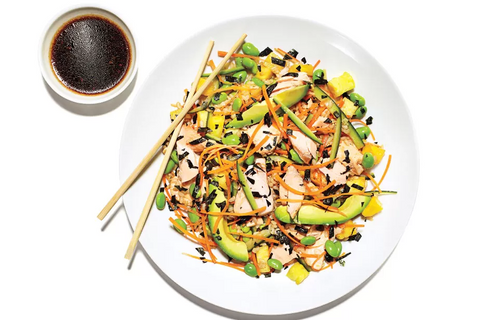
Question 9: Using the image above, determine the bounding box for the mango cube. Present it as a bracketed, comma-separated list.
[286, 263, 309, 285]
[327, 72, 355, 97]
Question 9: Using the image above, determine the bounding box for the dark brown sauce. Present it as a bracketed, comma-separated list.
[50, 15, 131, 95]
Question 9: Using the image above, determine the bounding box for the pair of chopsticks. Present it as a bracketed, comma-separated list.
[97, 34, 248, 260]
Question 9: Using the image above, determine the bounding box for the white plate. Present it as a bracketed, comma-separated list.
[119, 16, 418, 316]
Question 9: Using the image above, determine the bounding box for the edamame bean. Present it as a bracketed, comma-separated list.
[171, 150, 179, 164]
[349, 93, 366, 107]
[242, 42, 260, 56]
[222, 134, 240, 145]
[233, 70, 247, 83]
[156, 192, 166, 210]
[189, 183, 201, 198]
[362, 152, 375, 169]
[313, 69, 325, 82]
[173, 218, 187, 233]
[242, 57, 258, 74]
[241, 226, 251, 233]
[301, 236, 317, 246]
[188, 210, 199, 223]
[235, 57, 243, 67]
[325, 240, 342, 258]
[252, 77, 265, 88]
[232, 97, 242, 112]
[356, 126, 371, 140]
[245, 154, 255, 165]
[354, 106, 367, 119]
[211, 92, 228, 105]
[244, 263, 258, 277]
[165, 159, 176, 174]
[267, 258, 283, 271]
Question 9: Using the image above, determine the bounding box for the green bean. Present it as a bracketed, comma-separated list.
[189, 183, 201, 198]
[188, 209, 199, 223]
[325, 240, 342, 258]
[245, 154, 255, 165]
[231, 180, 238, 197]
[171, 150, 179, 164]
[173, 218, 187, 233]
[362, 152, 375, 169]
[252, 77, 265, 88]
[356, 126, 371, 140]
[232, 97, 242, 112]
[222, 134, 240, 145]
[156, 192, 166, 210]
[165, 159, 176, 174]
[300, 236, 316, 246]
[349, 93, 366, 107]
[233, 70, 247, 83]
[244, 263, 258, 277]
[354, 106, 367, 119]
[267, 258, 283, 271]
[212, 92, 228, 105]
[242, 43, 260, 56]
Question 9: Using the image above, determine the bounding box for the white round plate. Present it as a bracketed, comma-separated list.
[119, 16, 418, 316]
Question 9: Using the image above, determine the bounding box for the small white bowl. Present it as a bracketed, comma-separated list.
[39, 6, 138, 104]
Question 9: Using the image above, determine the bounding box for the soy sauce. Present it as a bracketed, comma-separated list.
[50, 15, 131, 95]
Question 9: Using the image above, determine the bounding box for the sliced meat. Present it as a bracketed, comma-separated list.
[279, 166, 304, 219]
[177, 124, 207, 154]
[318, 159, 348, 186]
[289, 130, 318, 163]
[246, 123, 282, 156]
[270, 72, 311, 97]
[234, 158, 274, 215]
[270, 243, 298, 265]
[338, 137, 364, 175]
[176, 144, 200, 183]
[295, 226, 329, 270]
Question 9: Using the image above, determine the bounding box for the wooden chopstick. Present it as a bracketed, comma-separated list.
[97, 34, 247, 221]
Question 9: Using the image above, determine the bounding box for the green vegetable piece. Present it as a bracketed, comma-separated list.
[165, 159, 176, 174]
[231, 180, 238, 197]
[252, 77, 265, 88]
[289, 149, 304, 164]
[189, 183, 202, 198]
[156, 192, 166, 210]
[242, 43, 260, 56]
[279, 142, 287, 150]
[242, 57, 258, 74]
[313, 86, 364, 148]
[233, 70, 247, 83]
[188, 210, 200, 223]
[173, 218, 187, 233]
[331, 199, 342, 208]
[304, 114, 314, 125]
[235, 57, 243, 67]
[300, 236, 316, 246]
[349, 93, 366, 107]
[241, 226, 251, 233]
[232, 97, 242, 112]
[267, 155, 293, 166]
[212, 92, 228, 105]
[274, 195, 372, 225]
[331, 116, 342, 160]
[362, 152, 375, 169]
[245, 154, 255, 165]
[236, 162, 259, 210]
[222, 134, 241, 146]
[273, 85, 322, 144]
[171, 150, 179, 164]
[244, 263, 258, 277]
[226, 102, 268, 128]
[356, 126, 371, 140]
[313, 69, 325, 82]
[267, 258, 284, 271]
[354, 106, 367, 119]
[325, 240, 342, 258]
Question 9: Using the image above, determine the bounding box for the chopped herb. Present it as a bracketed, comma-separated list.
[271, 57, 286, 67]
[322, 197, 333, 206]
[314, 78, 328, 85]
[342, 185, 351, 193]
[283, 72, 299, 77]
[192, 113, 197, 124]
[240, 132, 249, 144]
[178, 151, 189, 161]
[259, 47, 273, 57]
[236, 113, 243, 121]
[189, 137, 206, 145]
[295, 225, 308, 234]
[215, 201, 226, 210]
[366, 116, 373, 125]
[247, 177, 255, 185]
[284, 49, 298, 60]
[324, 118, 333, 123]
[266, 83, 278, 97]
[195, 247, 206, 256]
[296, 65, 302, 72]
[348, 233, 362, 242]
[333, 111, 340, 118]
[213, 92, 221, 102]
[341, 166, 350, 175]
[206, 141, 214, 148]
[304, 169, 311, 181]
[251, 191, 262, 198]
[286, 129, 293, 136]
[264, 273, 272, 278]
[301, 57, 307, 63]
[351, 183, 363, 191]
[322, 150, 329, 158]
[257, 65, 261, 72]
[225, 75, 238, 83]
[264, 113, 272, 127]
[344, 150, 350, 163]
[206, 189, 217, 205]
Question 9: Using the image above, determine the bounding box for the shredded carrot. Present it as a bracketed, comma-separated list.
[376, 155, 392, 188]
[313, 60, 321, 70]
[364, 171, 382, 193]
[239, 119, 264, 162]
[317, 135, 329, 159]
[208, 60, 223, 84]
[251, 252, 261, 277]
[262, 85, 286, 136]
[273, 212, 302, 245]
[230, 232, 280, 244]
[299, 253, 321, 258]
[275, 48, 301, 64]
[169, 217, 209, 247]
[212, 215, 223, 234]
[242, 135, 270, 161]
[306, 106, 326, 129]
[310, 252, 327, 271]
[200, 215, 217, 263]
[227, 219, 240, 225]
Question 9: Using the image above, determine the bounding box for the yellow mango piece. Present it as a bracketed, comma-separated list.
[362, 143, 385, 165]
[170, 108, 182, 121]
[264, 53, 285, 74]
[362, 195, 383, 217]
[341, 98, 357, 118]
[256, 245, 271, 273]
[255, 66, 273, 80]
[289, 64, 314, 76]
[215, 173, 228, 191]
[336, 219, 357, 240]
[286, 263, 309, 285]
[347, 176, 366, 192]
[207, 115, 224, 138]
[327, 72, 355, 97]
[197, 77, 219, 97]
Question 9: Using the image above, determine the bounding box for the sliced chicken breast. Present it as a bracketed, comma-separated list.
[279, 166, 304, 219]
[289, 130, 318, 163]
[234, 158, 274, 215]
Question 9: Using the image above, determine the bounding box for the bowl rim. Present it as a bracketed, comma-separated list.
[39, 4, 138, 105]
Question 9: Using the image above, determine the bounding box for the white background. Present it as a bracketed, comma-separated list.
[0, 0, 498, 319]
